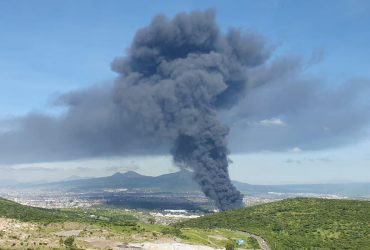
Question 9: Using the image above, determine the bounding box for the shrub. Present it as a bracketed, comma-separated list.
[161, 227, 184, 238]
[148, 217, 155, 224]
[64, 236, 75, 248]
[225, 242, 235, 250]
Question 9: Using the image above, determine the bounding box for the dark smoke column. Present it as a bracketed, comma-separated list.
[173, 120, 243, 210]
[111, 10, 270, 210]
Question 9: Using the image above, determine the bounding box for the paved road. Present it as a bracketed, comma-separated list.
[240, 231, 271, 250]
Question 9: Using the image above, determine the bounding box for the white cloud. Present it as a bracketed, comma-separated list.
[289, 147, 302, 153]
[259, 118, 285, 126]
[0, 121, 16, 134]
[0, 156, 177, 182]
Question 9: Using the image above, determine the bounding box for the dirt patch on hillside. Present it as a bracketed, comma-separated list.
[0, 218, 36, 232]
[54, 229, 82, 237]
[208, 234, 228, 241]
[127, 240, 221, 250]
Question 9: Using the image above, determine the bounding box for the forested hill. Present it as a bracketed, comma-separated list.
[177, 198, 370, 249]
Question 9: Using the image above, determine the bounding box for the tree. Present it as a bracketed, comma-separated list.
[64, 236, 75, 249]
[148, 217, 155, 224]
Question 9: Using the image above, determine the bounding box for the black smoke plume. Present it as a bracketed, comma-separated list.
[0, 10, 369, 209]
[111, 10, 270, 210]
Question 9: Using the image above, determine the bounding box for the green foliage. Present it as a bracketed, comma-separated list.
[0, 198, 137, 226]
[64, 236, 75, 248]
[160, 226, 188, 239]
[148, 217, 155, 224]
[225, 241, 235, 250]
[178, 198, 370, 249]
[247, 236, 260, 249]
[161, 226, 183, 236]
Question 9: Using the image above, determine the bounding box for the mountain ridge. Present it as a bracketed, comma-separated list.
[23, 170, 370, 197]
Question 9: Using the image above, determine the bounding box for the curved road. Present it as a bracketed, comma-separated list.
[240, 231, 271, 250]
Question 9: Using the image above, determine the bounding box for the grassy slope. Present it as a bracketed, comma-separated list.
[0, 198, 259, 249]
[0, 198, 137, 225]
[177, 198, 370, 249]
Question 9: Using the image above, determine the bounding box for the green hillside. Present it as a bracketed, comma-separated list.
[177, 198, 370, 249]
[0, 198, 260, 249]
[0, 197, 137, 225]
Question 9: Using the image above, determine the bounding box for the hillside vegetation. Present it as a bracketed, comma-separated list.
[0, 198, 260, 249]
[177, 198, 370, 249]
[0, 198, 137, 225]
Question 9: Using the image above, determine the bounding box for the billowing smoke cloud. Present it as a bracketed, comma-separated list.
[108, 10, 270, 210]
[0, 10, 272, 210]
[1, 10, 370, 208]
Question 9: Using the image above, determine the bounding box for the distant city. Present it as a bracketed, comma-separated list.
[1, 170, 369, 216]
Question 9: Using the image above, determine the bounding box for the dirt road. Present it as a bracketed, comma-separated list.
[242, 231, 271, 250]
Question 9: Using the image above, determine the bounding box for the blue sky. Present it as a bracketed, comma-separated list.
[0, 0, 369, 183]
[1, 0, 370, 116]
